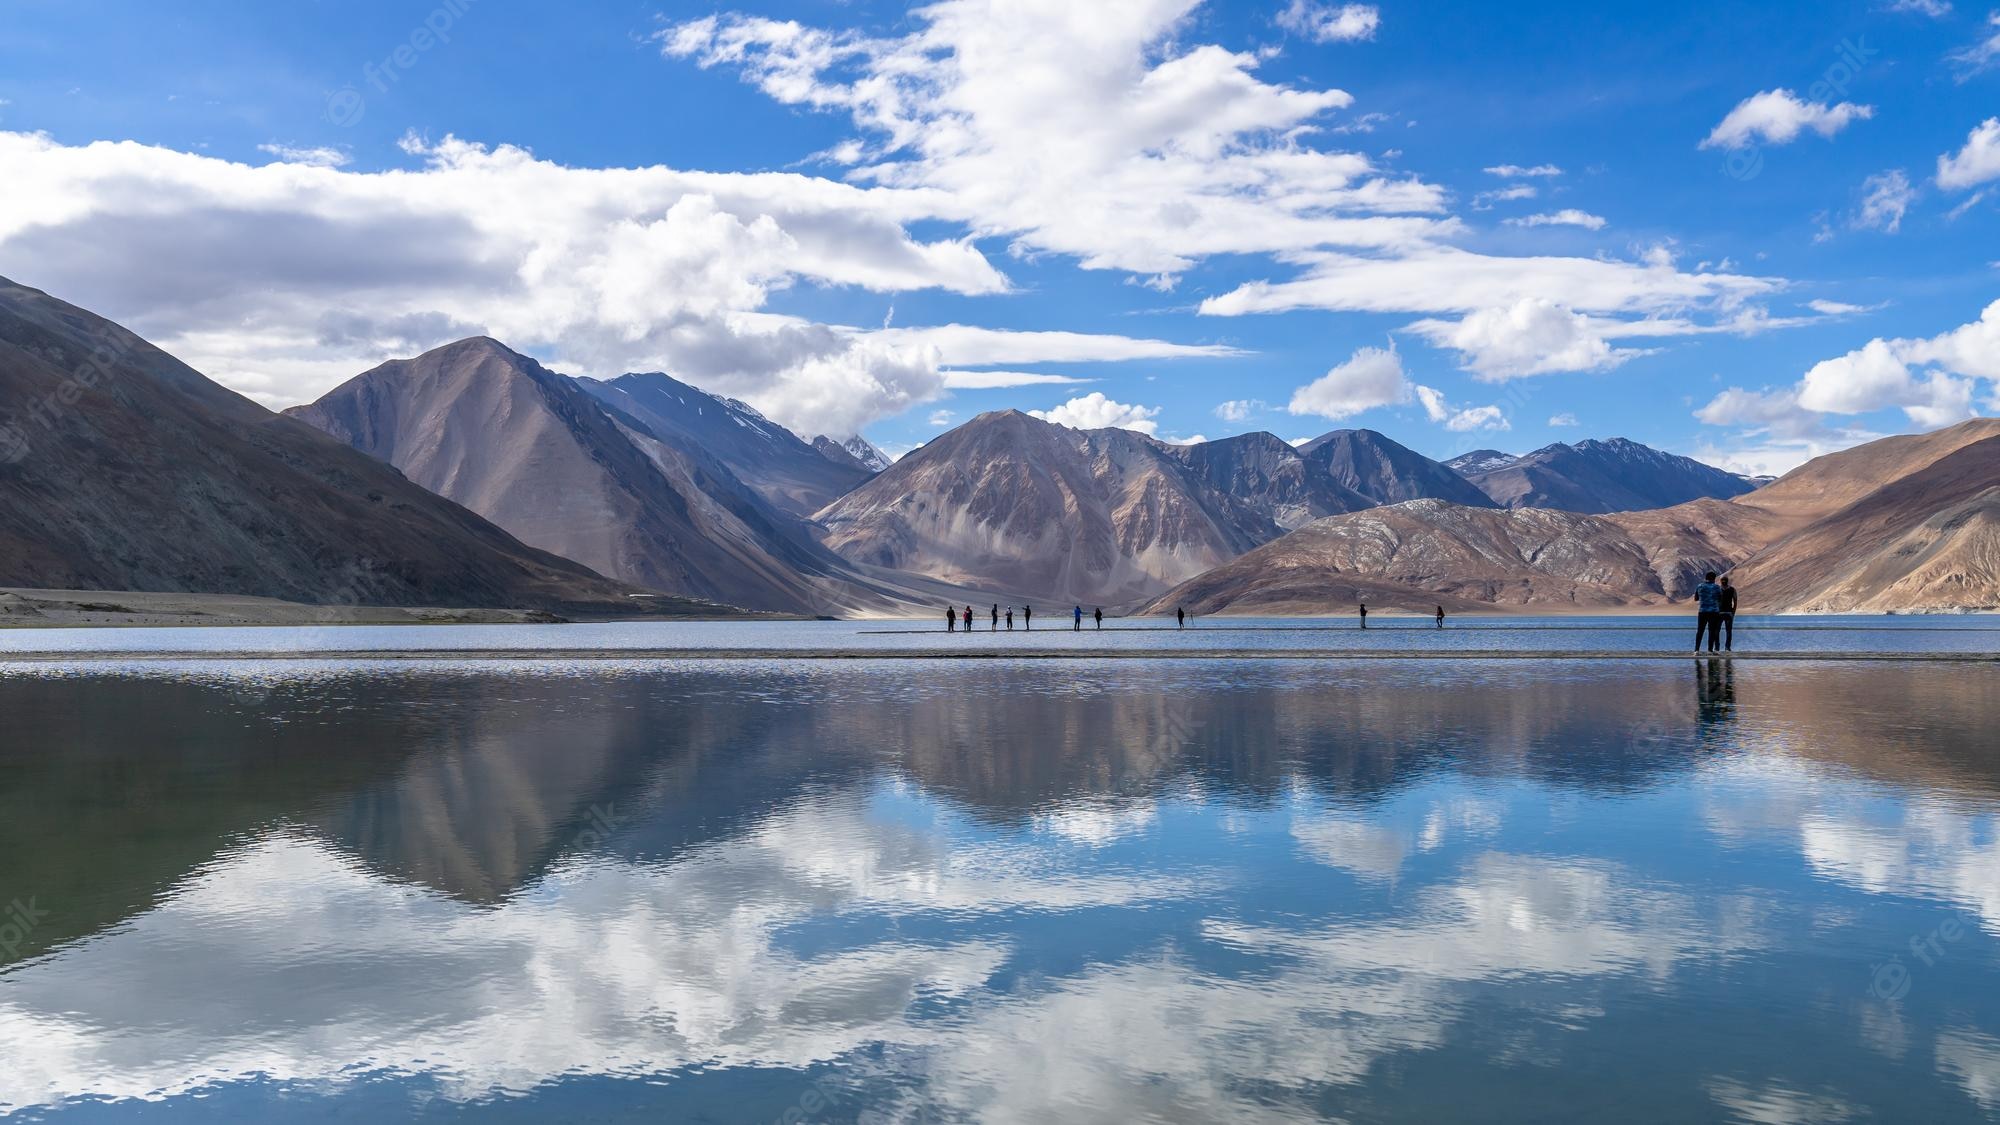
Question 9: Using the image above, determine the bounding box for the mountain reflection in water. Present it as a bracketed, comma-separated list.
[1, 659, 1997, 1122]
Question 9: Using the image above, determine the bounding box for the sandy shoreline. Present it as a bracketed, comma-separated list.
[1, 647, 1993, 663]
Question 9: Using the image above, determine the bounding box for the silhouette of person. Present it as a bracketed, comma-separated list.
[1359, 602, 1368, 629]
[1074, 605, 1083, 631]
[1177, 606, 1185, 629]
[1006, 608, 1014, 630]
[992, 604, 999, 631]
[945, 605, 956, 632]
[1094, 607, 1103, 630]
[1024, 605, 1032, 631]
[1693, 570, 1724, 653]
[964, 606, 973, 635]
[1435, 605, 1445, 629]
[1719, 577, 1738, 652]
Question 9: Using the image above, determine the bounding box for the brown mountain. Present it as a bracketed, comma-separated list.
[1143, 499, 1703, 615]
[1726, 422, 2000, 612]
[288, 338, 912, 615]
[575, 373, 872, 518]
[1465, 437, 1756, 514]
[1297, 428, 1499, 507]
[1146, 418, 2000, 615]
[0, 276, 696, 615]
[814, 410, 1311, 604]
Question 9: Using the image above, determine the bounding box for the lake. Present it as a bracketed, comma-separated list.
[2, 624, 1998, 1122]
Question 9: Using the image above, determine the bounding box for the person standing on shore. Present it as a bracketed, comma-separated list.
[964, 606, 973, 636]
[1024, 605, 1032, 631]
[1693, 571, 1724, 653]
[1177, 607, 1185, 629]
[1006, 608, 1013, 630]
[1435, 605, 1445, 629]
[1359, 603, 1368, 629]
[1074, 605, 1083, 631]
[992, 604, 999, 631]
[945, 605, 956, 632]
[1094, 607, 1103, 630]
[1719, 577, 1738, 652]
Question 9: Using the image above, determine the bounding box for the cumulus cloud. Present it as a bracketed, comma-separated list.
[1408, 298, 1635, 380]
[664, 1, 1445, 282]
[1029, 392, 1163, 434]
[1286, 345, 1411, 419]
[1504, 209, 1607, 230]
[1414, 384, 1510, 431]
[1697, 300, 2000, 465]
[1700, 89, 1874, 150]
[1276, 2, 1381, 42]
[1937, 118, 2000, 191]
[1548, 412, 1579, 427]
[670, 3, 1790, 359]
[1888, 0, 1952, 15]
[1471, 184, 1537, 209]
[1214, 398, 1264, 422]
[255, 143, 350, 167]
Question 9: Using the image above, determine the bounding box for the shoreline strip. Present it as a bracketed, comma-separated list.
[1, 648, 1995, 664]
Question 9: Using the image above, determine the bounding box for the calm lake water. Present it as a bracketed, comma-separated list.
[2, 637, 1999, 1121]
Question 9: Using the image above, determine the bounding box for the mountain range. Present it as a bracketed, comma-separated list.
[6, 276, 1996, 619]
[0, 277, 706, 617]
[1148, 419, 2000, 616]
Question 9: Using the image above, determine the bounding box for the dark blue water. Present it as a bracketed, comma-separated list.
[1, 657, 1997, 1122]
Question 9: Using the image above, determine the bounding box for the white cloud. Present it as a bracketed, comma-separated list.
[1483, 164, 1563, 178]
[1547, 412, 1579, 427]
[938, 370, 1090, 389]
[1201, 244, 1779, 321]
[1505, 209, 1607, 230]
[1950, 11, 2000, 79]
[861, 324, 1241, 366]
[255, 143, 350, 168]
[1854, 170, 1914, 232]
[1699, 89, 1874, 150]
[1698, 300, 2000, 455]
[1214, 398, 1264, 422]
[1888, 0, 1952, 15]
[1286, 345, 1411, 419]
[0, 130, 1020, 434]
[1807, 299, 1872, 316]
[928, 409, 956, 426]
[1277, 1, 1381, 42]
[1408, 298, 1634, 380]
[1414, 384, 1510, 431]
[1937, 118, 2000, 191]
[1029, 392, 1162, 434]
[1470, 184, 1537, 209]
[664, 2, 1447, 282]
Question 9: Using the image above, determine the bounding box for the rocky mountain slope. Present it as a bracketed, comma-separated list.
[0, 277, 693, 615]
[1726, 420, 2000, 612]
[814, 434, 891, 473]
[1148, 418, 2000, 615]
[1298, 429, 1499, 507]
[576, 373, 873, 517]
[1465, 437, 1756, 513]
[1444, 449, 1518, 476]
[814, 410, 1303, 604]
[1144, 499, 1715, 615]
[288, 338, 905, 615]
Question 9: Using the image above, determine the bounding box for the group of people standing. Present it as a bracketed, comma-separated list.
[945, 604, 1104, 631]
[1692, 572, 1740, 652]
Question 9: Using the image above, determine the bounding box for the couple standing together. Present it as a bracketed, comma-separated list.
[1693, 572, 1739, 652]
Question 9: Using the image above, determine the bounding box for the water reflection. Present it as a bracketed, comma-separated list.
[0, 661, 1997, 1120]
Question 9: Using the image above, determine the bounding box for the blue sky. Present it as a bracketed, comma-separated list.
[2, 0, 1997, 471]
